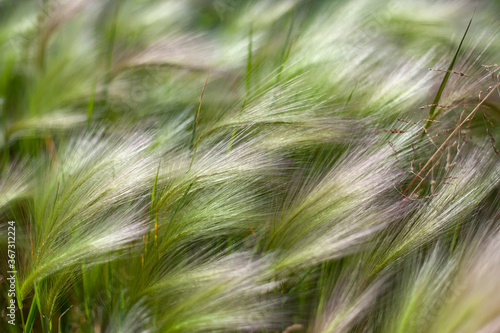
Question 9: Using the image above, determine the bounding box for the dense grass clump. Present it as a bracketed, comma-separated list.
[1, 0, 500, 332]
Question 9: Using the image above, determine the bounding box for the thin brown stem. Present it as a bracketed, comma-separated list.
[404, 83, 500, 200]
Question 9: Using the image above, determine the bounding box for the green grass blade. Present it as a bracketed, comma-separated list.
[151, 161, 161, 212]
[277, 8, 296, 83]
[424, 7, 476, 131]
[246, 26, 253, 95]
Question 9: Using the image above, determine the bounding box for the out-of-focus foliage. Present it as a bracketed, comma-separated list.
[1, 0, 500, 332]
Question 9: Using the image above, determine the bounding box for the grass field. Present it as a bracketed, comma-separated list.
[1, 0, 500, 332]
